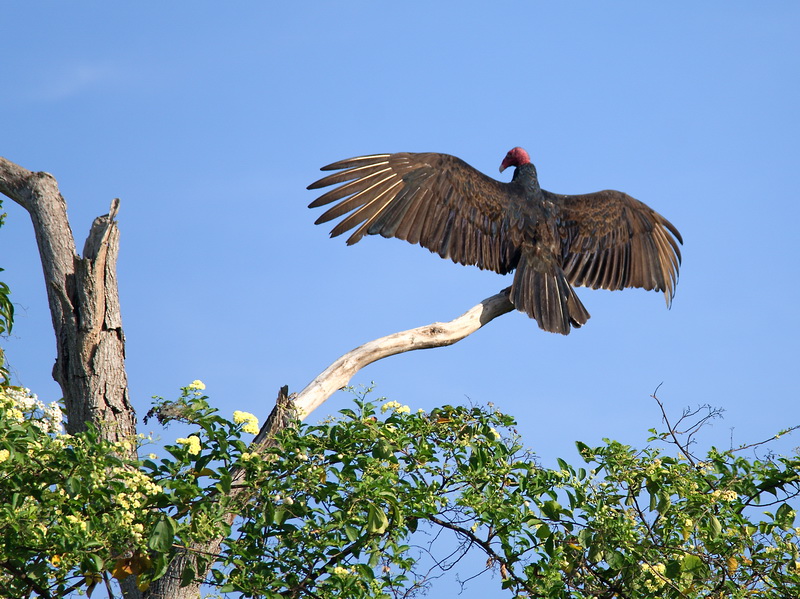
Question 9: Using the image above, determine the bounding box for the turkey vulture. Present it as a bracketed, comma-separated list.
[307, 147, 682, 335]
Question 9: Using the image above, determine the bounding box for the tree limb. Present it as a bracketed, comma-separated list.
[292, 289, 515, 420]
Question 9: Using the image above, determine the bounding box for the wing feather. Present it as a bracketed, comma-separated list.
[314, 174, 397, 224]
[548, 189, 683, 305]
[308, 152, 524, 274]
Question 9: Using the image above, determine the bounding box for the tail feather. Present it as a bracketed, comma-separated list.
[511, 250, 590, 335]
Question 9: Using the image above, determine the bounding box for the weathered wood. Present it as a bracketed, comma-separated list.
[293, 290, 515, 420]
[0, 158, 134, 442]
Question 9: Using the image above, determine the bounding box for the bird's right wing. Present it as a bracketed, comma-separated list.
[308, 152, 525, 274]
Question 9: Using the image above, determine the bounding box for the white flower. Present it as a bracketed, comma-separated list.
[45, 402, 63, 431]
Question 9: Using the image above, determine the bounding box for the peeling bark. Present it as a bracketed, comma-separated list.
[0, 158, 134, 442]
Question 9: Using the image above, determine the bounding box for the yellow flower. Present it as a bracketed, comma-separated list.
[233, 411, 259, 434]
[176, 435, 201, 455]
[0, 449, 9, 463]
[381, 400, 411, 414]
[187, 380, 206, 391]
[710, 489, 738, 503]
[66, 515, 88, 531]
[233, 410, 257, 423]
[381, 400, 401, 413]
[243, 422, 260, 435]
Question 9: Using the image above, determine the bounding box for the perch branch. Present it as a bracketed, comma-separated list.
[292, 289, 515, 420]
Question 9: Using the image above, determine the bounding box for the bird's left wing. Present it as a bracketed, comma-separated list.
[308, 152, 525, 274]
[547, 189, 683, 305]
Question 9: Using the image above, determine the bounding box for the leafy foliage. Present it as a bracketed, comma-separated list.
[1, 383, 799, 598]
[0, 388, 161, 597]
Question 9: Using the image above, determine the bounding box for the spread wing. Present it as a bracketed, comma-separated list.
[547, 189, 683, 305]
[308, 152, 525, 274]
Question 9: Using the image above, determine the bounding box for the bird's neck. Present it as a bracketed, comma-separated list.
[513, 163, 541, 194]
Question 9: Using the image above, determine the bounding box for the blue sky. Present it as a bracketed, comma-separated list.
[2, 2, 799, 593]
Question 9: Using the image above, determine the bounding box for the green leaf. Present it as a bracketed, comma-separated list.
[606, 550, 625, 570]
[273, 507, 289, 526]
[708, 515, 722, 539]
[681, 554, 704, 573]
[535, 523, 552, 540]
[367, 504, 389, 534]
[218, 472, 232, 494]
[180, 561, 195, 588]
[577, 528, 592, 548]
[776, 502, 796, 527]
[65, 476, 80, 496]
[575, 441, 591, 460]
[372, 439, 394, 459]
[543, 534, 555, 557]
[344, 524, 360, 542]
[85, 553, 104, 572]
[148, 516, 177, 553]
[541, 499, 561, 520]
[407, 517, 418, 533]
[656, 490, 671, 514]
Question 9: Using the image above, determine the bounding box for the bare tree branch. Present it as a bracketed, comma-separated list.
[292, 290, 515, 420]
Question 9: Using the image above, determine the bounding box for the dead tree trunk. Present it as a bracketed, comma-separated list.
[0, 158, 134, 442]
[0, 156, 514, 599]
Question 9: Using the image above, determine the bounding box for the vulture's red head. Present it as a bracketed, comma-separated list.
[499, 147, 531, 173]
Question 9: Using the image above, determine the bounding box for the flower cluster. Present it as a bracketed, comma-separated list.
[0, 386, 63, 434]
[380, 400, 410, 414]
[642, 562, 667, 591]
[710, 488, 738, 503]
[233, 410, 259, 435]
[176, 435, 202, 455]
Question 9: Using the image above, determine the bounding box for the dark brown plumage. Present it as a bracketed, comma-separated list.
[307, 147, 682, 334]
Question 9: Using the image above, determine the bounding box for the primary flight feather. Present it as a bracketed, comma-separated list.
[308, 147, 682, 335]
